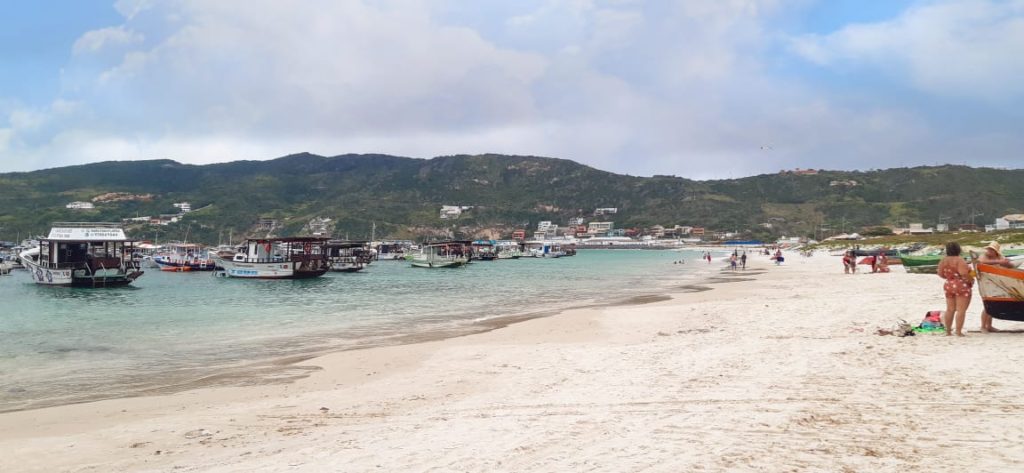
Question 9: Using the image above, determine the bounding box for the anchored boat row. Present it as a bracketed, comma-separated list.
[10, 223, 576, 287]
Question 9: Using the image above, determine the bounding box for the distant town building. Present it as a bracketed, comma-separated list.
[593, 208, 618, 216]
[306, 217, 333, 237]
[66, 201, 95, 210]
[173, 202, 192, 213]
[568, 217, 585, 226]
[256, 217, 279, 232]
[440, 205, 473, 220]
[440, 205, 462, 219]
[690, 227, 706, 237]
[587, 221, 614, 235]
[511, 229, 526, 240]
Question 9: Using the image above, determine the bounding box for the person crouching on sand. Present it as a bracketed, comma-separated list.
[977, 241, 1020, 333]
[937, 242, 972, 337]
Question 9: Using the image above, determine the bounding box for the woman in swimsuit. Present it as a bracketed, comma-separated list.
[937, 242, 972, 336]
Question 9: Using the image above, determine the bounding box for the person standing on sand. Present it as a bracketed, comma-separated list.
[937, 242, 972, 337]
[977, 242, 1019, 333]
[740, 252, 747, 270]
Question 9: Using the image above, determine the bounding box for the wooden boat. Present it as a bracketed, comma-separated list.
[325, 240, 373, 272]
[407, 240, 470, 268]
[18, 222, 144, 287]
[153, 243, 216, 272]
[974, 257, 1024, 321]
[495, 240, 522, 259]
[471, 240, 497, 261]
[904, 249, 1024, 274]
[214, 237, 329, 279]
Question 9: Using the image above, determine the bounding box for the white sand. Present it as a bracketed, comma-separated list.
[3, 252, 1024, 472]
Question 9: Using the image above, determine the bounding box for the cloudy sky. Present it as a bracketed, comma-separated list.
[1, 0, 1022, 178]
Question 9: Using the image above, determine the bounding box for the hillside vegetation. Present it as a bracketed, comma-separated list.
[1, 153, 1022, 244]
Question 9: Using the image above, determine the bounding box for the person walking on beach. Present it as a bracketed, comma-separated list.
[740, 252, 747, 270]
[706, 252, 712, 264]
[729, 254, 738, 270]
[938, 242, 972, 337]
[977, 242, 1019, 333]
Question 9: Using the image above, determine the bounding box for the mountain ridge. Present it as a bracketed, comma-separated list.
[1, 153, 1022, 243]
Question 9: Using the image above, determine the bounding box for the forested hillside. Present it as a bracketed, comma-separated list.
[1, 153, 1021, 243]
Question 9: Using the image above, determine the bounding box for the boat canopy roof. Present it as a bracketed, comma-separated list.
[424, 240, 471, 246]
[325, 240, 369, 249]
[45, 222, 130, 242]
[247, 237, 329, 243]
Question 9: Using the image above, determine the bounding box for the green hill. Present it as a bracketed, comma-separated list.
[0, 153, 1022, 244]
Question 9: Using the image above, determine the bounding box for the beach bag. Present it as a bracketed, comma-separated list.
[913, 311, 945, 333]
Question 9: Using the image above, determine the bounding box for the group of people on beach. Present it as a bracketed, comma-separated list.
[938, 241, 1017, 337]
[841, 250, 888, 274]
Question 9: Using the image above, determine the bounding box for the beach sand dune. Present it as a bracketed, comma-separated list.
[3, 253, 1024, 472]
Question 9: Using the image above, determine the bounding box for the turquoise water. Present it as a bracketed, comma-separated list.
[0, 250, 717, 411]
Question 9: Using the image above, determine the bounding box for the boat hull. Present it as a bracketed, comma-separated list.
[216, 258, 328, 279]
[21, 256, 141, 287]
[975, 264, 1024, 321]
[408, 255, 468, 268]
[154, 259, 217, 272]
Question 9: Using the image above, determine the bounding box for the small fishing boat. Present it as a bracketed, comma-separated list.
[471, 240, 497, 261]
[153, 243, 216, 272]
[407, 240, 470, 268]
[18, 222, 144, 287]
[525, 241, 566, 258]
[904, 249, 1024, 274]
[214, 237, 330, 279]
[974, 257, 1024, 321]
[495, 240, 522, 259]
[325, 240, 373, 272]
[376, 240, 413, 260]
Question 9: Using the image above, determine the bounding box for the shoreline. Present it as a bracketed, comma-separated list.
[0, 252, 721, 414]
[8, 251, 1018, 471]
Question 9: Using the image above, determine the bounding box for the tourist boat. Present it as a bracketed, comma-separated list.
[18, 222, 144, 287]
[325, 240, 373, 272]
[153, 243, 216, 272]
[471, 240, 497, 261]
[407, 240, 470, 268]
[525, 241, 566, 258]
[973, 257, 1024, 321]
[214, 237, 330, 279]
[376, 240, 413, 260]
[495, 240, 522, 259]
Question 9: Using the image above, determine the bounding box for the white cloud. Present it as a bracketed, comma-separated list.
[3, 0, 1023, 176]
[791, 0, 1024, 99]
[72, 26, 144, 55]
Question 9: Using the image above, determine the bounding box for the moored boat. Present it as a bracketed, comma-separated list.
[495, 240, 522, 259]
[153, 243, 216, 272]
[18, 222, 144, 287]
[214, 237, 330, 279]
[407, 240, 470, 268]
[325, 240, 373, 272]
[471, 240, 497, 261]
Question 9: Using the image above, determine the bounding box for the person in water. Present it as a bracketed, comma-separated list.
[937, 242, 972, 337]
[977, 241, 1019, 333]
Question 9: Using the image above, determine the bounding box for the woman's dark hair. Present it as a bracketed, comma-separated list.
[945, 242, 962, 257]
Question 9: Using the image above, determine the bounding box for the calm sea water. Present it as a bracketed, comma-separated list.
[0, 249, 719, 411]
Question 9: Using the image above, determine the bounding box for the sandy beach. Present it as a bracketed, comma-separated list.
[3, 251, 1024, 472]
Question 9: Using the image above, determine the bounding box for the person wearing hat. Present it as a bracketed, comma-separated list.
[977, 242, 1019, 333]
